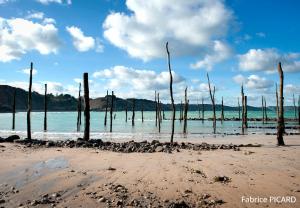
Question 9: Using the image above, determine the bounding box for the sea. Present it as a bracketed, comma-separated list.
[0, 110, 298, 141]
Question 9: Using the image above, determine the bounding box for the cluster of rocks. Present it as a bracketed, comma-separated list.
[24, 192, 62, 207]
[0, 135, 249, 153]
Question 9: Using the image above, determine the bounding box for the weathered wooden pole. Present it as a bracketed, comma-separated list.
[155, 91, 158, 127]
[27, 62, 33, 140]
[83, 73, 90, 141]
[166, 42, 176, 143]
[132, 99, 135, 126]
[141, 101, 144, 123]
[110, 91, 113, 132]
[241, 85, 245, 134]
[238, 97, 241, 120]
[277, 62, 285, 145]
[44, 84, 47, 131]
[264, 97, 268, 122]
[276, 84, 279, 119]
[183, 87, 188, 134]
[207, 73, 216, 133]
[293, 94, 297, 120]
[158, 93, 161, 133]
[221, 96, 224, 124]
[244, 96, 248, 128]
[12, 89, 16, 130]
[104, 90, 108, 126]
[125, 101, 128, 123]
[261, 96, 265, 124]
[202, 97, 204, 123]
[77, 83, 82, 131]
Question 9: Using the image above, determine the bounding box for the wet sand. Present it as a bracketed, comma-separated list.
[0, 135, 299, 207]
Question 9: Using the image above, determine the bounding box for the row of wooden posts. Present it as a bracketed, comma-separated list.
[13, 45, 298, 146]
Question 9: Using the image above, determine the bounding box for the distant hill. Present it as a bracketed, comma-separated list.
[0, 85, 287, 112]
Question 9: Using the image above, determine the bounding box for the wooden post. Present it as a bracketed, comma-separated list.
[202, 97, 204, 123]
[166, 42, 176, 143]
[132, 99, 135, 126]
[264, 97, 268, 122]
[83, 73, 90, 141]
[277, 62, 285, 145]
[261, 96, 265, 124]
[183, 87, 188, 134]
[293, 94, 297, 120]
[158, 93, 161, 133]
[44, 84, 47, 131]
[155, 91, 158, 127]
[241, 85, 245, 134]
[104, 90, 108, 126]
[77, 83, 82, 131]
[125, 101, 128, 123]
[221, 96, 224, 124]
[238, 97, 241, 120]
[276, 84, 279, 119]
[141, 101, 144, 123]
[27, 62, 33, 140]
[207, 73, 216, 133]
[110, 91, 113, 132]
[12, 89, 16, 130]
[244, 96, 248, 128]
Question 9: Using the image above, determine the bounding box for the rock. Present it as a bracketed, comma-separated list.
[213, 176, 231, 183]
[51, 193, 61, 198]
[168, 200, 190, 208]
[5, 135, 20, 142]
[46, 141, 55, 147]
[107, 167, 116, 171]
[98, 197, 106, 202]
[30, 200, 39, 206]
[0, 199, 5, 204]
[155, 146, 164, 152]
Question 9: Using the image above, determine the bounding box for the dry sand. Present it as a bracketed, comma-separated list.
[0, 135, 299, 207]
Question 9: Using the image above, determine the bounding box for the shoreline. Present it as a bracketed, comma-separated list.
[0, 135, 299, 207]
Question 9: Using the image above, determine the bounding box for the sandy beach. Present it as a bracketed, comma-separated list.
[0, 135, 299, 208]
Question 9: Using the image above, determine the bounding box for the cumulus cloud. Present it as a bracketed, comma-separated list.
[26, 11, 44, 19]
[103, 0, 233, 66]
[36, 0, 71, 5]
[190, 40, 231, 70]
[238, 48, 300, 73]
[0, 17, 61, 62]
[66, 26, 103, 52]
[20, 68, 38, 75]
[233, 74, 273, 90]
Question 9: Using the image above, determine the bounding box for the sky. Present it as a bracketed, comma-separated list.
[0, 0, 299, 106]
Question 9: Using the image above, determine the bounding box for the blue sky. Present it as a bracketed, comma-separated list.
[0, 0, 299, 106]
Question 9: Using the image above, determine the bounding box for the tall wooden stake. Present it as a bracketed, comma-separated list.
[241, 85, 245, 134]
[12, 89, 16, 130]
[264, 97, 268, 122]
[110, 91, 114, 132]
[262, 96, 265, 124]
[180, 100, 183, 122]
[202, 97, 204, 123]
[158, 93, 161, 133]
[132, 99, 135, 126]
[244, 96, 248, 128]
[44, 84, 47, 131]
[276, 84, 279, 119]
[104, 90, 108, 126]
[183, 87, 188, 134]
[221, 96, 224, 124]
[277, 62, 285, 146]
[83, 73, 90, 141]
[27, 62, 33, 140]
[238, 97, 241, 120]
[155, 91, 158, 127]
[166, 42, 176, 143]
[141, 101, 144, 123]
[207, 73, 216, 133]
[77, 83, 82, 131]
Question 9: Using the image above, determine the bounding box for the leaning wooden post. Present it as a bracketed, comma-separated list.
[166, 42, 176, 143]
[202, 97, 204, 123]
[44, 84, 47, 131]
[238, 97, 241, 120]
[83, 73, 90, 141]
[158, 93, 161, 133]
[104, 90, 108, 126]
[77, 83, 82, 131]
[132, 99, 135, 126]
[241, 85, 245, 134]
[183, 87, 188, 134]
[12, 89, 16, 130]
[110, 91, 114, 132]
[141, 101, 144, 123]
[125, 101, 128, 123]
[207, 73, 216, 133]
[221, 96, 224, 124]
[276, 84, 279, 119]
[277, 62, 285, 145]
[293, 94, 297, 120]
[27, 62, 33, 140]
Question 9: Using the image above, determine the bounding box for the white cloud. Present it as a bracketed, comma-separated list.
[285, 84, 300, 95]
[103, 0, 233, 65]
[20, 68, 38, 75]
[36, 0, 71, 5]
[0, 0, 9, 4]
[0, 17, 61, 62]
[26, 12, 44, 19]
[66, 26, 102, 52]
[190, 40, 231, 70]
[238, 48, 300, 73]
[233, 74, 273, 90]
[43, 18, 56, 24]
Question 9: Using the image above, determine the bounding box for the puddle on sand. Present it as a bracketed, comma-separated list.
[0, 156, 69, 188]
